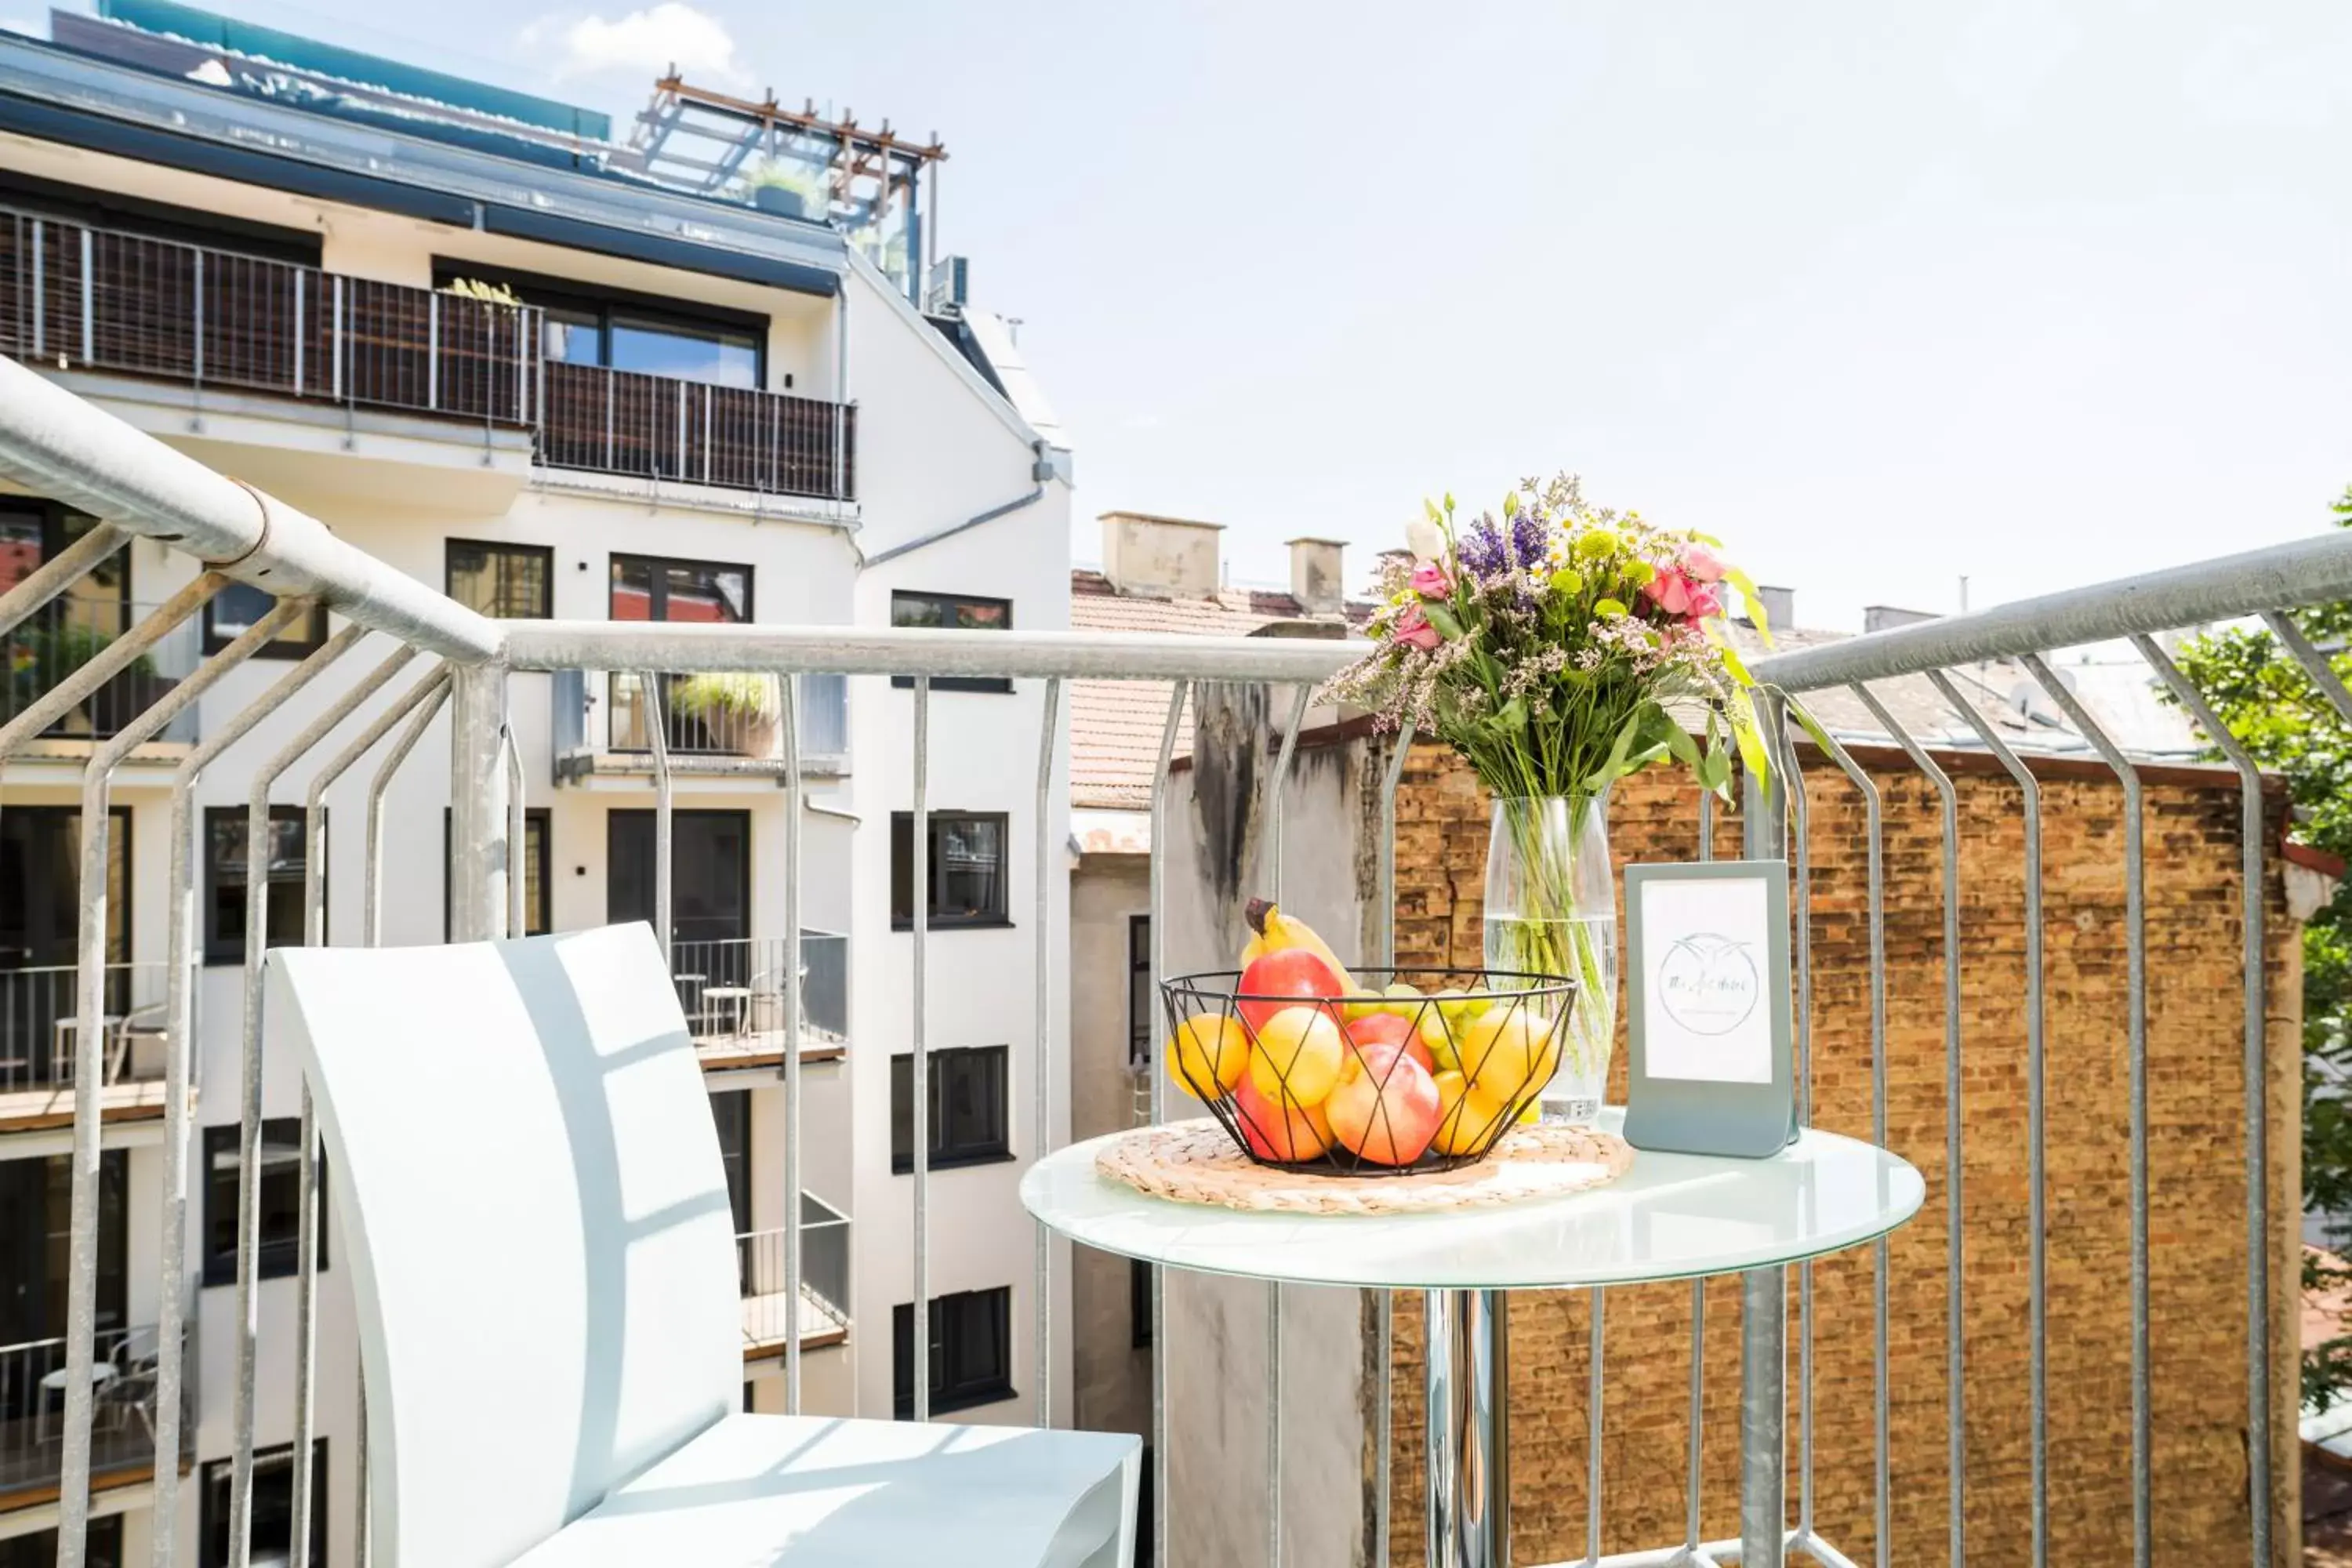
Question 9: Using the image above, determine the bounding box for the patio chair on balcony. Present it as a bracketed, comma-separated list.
[266, 923, 1138, 1568]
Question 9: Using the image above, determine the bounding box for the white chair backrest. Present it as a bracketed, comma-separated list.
[267, 924, 739, 1568]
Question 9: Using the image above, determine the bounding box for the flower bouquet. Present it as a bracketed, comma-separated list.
[1330, 473, 1773, 1121]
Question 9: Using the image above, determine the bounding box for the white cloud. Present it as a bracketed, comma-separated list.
[521, 4, 749, 89]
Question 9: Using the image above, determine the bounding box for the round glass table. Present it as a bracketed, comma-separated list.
[1021, 1108, 1923, 1568]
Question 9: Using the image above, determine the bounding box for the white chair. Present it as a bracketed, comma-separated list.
[267, 924, 1138, 1568]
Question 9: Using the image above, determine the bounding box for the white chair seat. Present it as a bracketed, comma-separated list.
[510, 1412, 1138, 1568]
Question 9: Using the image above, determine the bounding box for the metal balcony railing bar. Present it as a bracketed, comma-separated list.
[0, 595, 200, 743]
[554, 668, 849, 767]
[537, 361, 855, 502]
[670, 932, 848, 1045]
[739, 1196, 851, 1338]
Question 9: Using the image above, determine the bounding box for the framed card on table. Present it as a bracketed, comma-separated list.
[1621, 858, 1797, 1158]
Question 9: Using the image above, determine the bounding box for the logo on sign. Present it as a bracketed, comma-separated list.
[1656, 934, 1760, 1036]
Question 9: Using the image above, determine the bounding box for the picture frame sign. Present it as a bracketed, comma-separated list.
[1621, 858, 1797, 1157]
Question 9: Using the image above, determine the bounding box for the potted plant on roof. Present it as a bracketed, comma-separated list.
[743, 159, 822, 220]
[1331, 473, 1773, 1125]
[669, 672, 784, 760]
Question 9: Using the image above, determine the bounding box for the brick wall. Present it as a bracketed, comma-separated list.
[1381, 739, 2301, 1566]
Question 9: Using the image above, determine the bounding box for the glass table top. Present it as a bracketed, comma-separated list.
[1021, 1109, 1923, 1291]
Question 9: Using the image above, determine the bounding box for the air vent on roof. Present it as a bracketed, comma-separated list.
[925, 255, 969, 314]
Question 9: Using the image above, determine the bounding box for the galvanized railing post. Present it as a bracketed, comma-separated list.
[911, 673, 931, 1420]
[1738, 688, 1789, 1568]
[1267, 683, 1310, 1568]
[780, 674, 805, 1413]
[1147, 681, 1188, 1568]
[1034, 676, 1062, 1427]
[448, 662, 512, 943]
[78, 226, 93, 365]
[643, 673, 673, 960]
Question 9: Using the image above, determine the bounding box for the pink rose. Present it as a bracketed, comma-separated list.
[1679, 543, 1728, 583]
[1410, 560, 1453, 598]
[1684, 583, 1722, 622]
[1394, 600, 1443, 651]
[1643, 569, 1692, 617]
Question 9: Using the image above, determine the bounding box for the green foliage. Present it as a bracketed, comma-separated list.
[669, 670, 780, 721]
[5, 617, 153, 708]
[2169, 484, 2352, 1411]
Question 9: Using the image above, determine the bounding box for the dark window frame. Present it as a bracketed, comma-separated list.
[889, 590, 1012, 693]
[1131, 1258, 1153, 1349]
[198, 1440, 327, 1568]
[1128, 913, 1153, 1065]
[445, 538, 554, 619]
[441, 808, 552, 939]
[890, 1044, 1012, 1174]
[432, 258, 768, 388]
[890, 811, 1012, 930]
[199, 1120, 328, 1288]
[202, 805, 318, 965]
[609, 552, 755, 623]
[202, 586, 328, 659]
[892, 1286, 1014, 1419]
[0, 498, 126, 609]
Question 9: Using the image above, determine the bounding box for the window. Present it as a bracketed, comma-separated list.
[1128, 915, 1153, 1065]
[891, 812, 1009, 928]
[611, 554, 752, 624]
[0, 1151, 126, 1345]
[893, 1287, 1013, 1418]
[202, 583, 328, 659]
[200, 1442, 325, 1568]
[201, 1120, 328, 1288]
[891, 1045, 1011, 1173]
[204, 807, 315, 964]
[713, 1090, 752, 1238]
[1131, 1259, 1153, 1349]
[890, 591, 1011, 692]
[443, 808, 551, 938]
[447, 539, 553, 619]
[0, 1519, 121, 1568]
[434, 261, 765, 390]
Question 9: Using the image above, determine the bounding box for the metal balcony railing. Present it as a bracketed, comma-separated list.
[739, 1196, 852, 1345]
[0, 210, 537, 427]
[672, 931, 848, 1047]
[1, 597, 199, 746]
[0, 351, 2335, 1568]
[0, 210, 857, 502]
[0, 962, 172, 1094]
[539, 360, 855, 501]
[558, 667, 848, 771]
[0, 1323, 195, 1503]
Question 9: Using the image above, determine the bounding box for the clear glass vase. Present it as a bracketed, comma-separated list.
[1482, 791, 1616, 1126]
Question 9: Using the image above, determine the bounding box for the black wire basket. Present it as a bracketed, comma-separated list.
[1157, 966, 1581, 1176]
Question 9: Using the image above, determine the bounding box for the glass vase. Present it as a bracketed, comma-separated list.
[1482, 791, 1616, 1126]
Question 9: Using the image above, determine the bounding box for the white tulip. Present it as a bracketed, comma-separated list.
[1405, 517, 1446, 564]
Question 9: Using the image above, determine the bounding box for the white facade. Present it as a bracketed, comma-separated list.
[0, 49, 1073, 1563]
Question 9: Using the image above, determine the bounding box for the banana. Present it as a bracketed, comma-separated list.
[1241, 897, 1360, 995]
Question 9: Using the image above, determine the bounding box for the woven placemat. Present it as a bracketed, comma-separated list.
[1095, 1119, 1635, 1215]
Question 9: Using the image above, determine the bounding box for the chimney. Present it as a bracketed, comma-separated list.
[1098, 511, 1225, 599]
[1864, 604, 1941, 634]
[1286, 537, 1347, 616]
[1748, 585, 1795, 633]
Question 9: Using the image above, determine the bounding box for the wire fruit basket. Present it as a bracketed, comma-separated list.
[1157, 965, 1580, 1177]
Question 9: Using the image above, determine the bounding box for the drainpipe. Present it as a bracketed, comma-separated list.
[858, 441, 1052, 569]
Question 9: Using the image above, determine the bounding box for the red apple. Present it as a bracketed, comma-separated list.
[1236, 948, 1345, 1035]
[1342, 1011, 1435, 1076]
[1231, 1073, 1333, 1163]
[1325, 1051, 1443, 1167]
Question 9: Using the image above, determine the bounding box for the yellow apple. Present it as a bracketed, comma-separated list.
[1166, 1014, 1250, 1099]
[1432, 1070, 1513, 1157]
[1245, 1004, 1345, 1107]
[1457, 1006, 1561, 1105]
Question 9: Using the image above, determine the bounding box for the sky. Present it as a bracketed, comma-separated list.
[28, 1, 2352, 632]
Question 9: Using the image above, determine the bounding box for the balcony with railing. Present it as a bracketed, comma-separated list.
[739, 1195, 852, 1359]
[0, 597, 199, 753]
[0, 1324, 195, 1509]
[0, 357, 2332, 1568]
[0, 210, 855, 502]
[553, 668, 850, 782]
[673, 932, 849, 1072]
[0, 962, 175, 1133]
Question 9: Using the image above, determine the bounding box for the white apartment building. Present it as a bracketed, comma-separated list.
[0, 6, 1072, 1563]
